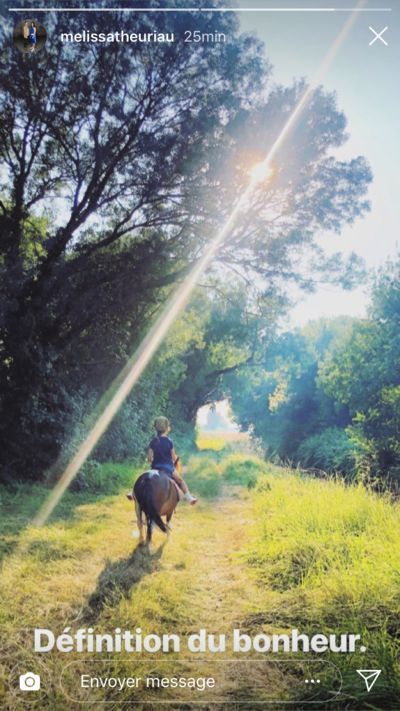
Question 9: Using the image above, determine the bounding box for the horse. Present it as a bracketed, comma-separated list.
[127, 468, 180, 545]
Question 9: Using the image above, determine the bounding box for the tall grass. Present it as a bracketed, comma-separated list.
[0, 462, 137, 564]
[196, 430, 249, 452]
[220, 453, 269, 487]
[196, 433, 227, 451]
[0, 463, 231, 708]
[71, 460, 135, 494]
[184, 452, 269, 496]
[247, 468, 400, 707]
[2, 457, 399, 707]
[185, 456, 223, 497]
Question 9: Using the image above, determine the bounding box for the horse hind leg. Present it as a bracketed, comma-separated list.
[165, 511, 173, 538]
[165, 483, 179, 538]
[146, 515, 153, 545]
[135, 501, 145, 545]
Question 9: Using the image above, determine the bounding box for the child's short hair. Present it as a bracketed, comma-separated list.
[154, 416, 170, 435]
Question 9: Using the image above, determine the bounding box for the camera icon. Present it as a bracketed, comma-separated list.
[19, 672, 41, 691]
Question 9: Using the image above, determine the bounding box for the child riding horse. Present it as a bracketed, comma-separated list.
[148, 416, 197, 505]
[127, 416, 198, 543]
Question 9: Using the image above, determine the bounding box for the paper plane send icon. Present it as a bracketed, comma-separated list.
[356, 669, 381, 692]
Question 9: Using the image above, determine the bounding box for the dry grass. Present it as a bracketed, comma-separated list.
[246, 467, 400, 708]
[1, 458, 399, 708]
[196, 430, 249, 451]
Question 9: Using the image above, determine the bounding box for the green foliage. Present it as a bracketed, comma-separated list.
[2, 456, 400, 706]
[247, 469, 400, 706]
[185, 456, 223, 498]
[0, 461, 137, 562]
[0, 4, 372, 483]
[0, 6, 269, 481]
[71, 461, 135, 495]
[220, 453, 268, 487]
[229, 267, 400, 490]
[229, 317, 354, 468]
[319, 257, 400, 485]
[170, 284, 282, 427]
[297, 427, 358, 476]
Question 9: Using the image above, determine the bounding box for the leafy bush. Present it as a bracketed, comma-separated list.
[221, 454, 268, 486]
[297, 426, 358, 477]
[71, 461, 134, 495]
[185, 456, 222, 498]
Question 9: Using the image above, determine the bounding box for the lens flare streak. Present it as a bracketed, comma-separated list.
[33, 2, 363, 526]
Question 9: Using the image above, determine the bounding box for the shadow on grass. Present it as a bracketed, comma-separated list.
[0, 488, 104, 566]
[82, 541, 167, 624]
[0, 537, 20, 564]
[0, 465, 137, 565]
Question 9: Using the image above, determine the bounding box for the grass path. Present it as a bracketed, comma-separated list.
[180, 485, 263, 627]
[0, 477, 293, 709]
[2, 460, 399, 709]
[168, 486, 293, 707]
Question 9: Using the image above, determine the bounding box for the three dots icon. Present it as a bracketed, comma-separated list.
[305, 679, 320, 684]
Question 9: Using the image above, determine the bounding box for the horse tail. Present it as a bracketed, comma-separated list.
[140, 477, 168, 535]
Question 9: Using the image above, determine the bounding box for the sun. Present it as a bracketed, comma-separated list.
[249, 161, 274, 184]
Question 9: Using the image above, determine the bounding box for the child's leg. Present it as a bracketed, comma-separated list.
[172, 471, 197, 504]
[172, 471, 189, 493]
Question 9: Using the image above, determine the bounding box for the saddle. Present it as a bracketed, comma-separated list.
[127, 469, 182, 502]
[155, 468, 182, 500]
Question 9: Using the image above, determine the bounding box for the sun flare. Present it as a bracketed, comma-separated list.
[249, 161, 274, 184]
[31, 4, 363, 527]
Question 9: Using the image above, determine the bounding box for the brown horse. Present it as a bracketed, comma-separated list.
[127, 469, 180, 545]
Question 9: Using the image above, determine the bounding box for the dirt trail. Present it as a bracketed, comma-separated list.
[142, 486, 287, 707]
[1, 485, 286, 709]
[181, 487, 263, 626]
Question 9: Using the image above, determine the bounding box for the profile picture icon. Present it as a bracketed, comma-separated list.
[13, 18, 47, 54]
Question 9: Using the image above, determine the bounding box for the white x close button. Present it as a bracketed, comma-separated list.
[369, 26, 388, 46]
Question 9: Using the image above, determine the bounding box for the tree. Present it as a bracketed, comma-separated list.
[228, 318, 354, 465]
[0, 1, 372, 481]
[0, 3, 267, 480]
[168, 281, 283, 427]
[319, 258, 400, 484]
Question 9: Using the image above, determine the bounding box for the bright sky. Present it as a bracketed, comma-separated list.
[239, 0, 399, 325]
[197, 400, 238, 429]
